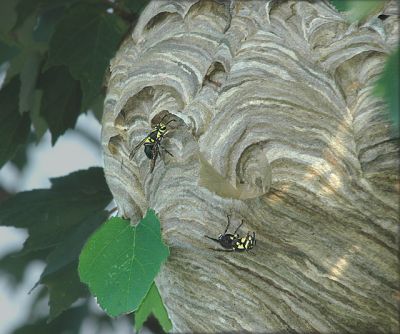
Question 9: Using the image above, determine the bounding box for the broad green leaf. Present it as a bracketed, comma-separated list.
[0, 76, 31, 168]
[41, 211, 109, 280]
[135, 283, 172, 333]
[19, 51, 42, 114]
[36, 211, 108, 320]
[0, 188, 108, 320]
[38, 66, 82, 145]
[374, 47, 399, 137]
[0, 190, 109, 321]
[0, 167, 112, 252]
[43, 262, 88, 322]
[46, 3, 128, 109]
[79, 210, 170, 317]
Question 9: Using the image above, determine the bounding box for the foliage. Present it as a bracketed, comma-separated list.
[38, 66, 82, 145]
[79, 210, 170, 317]
[0, 76, 30, 168]
[0, 0, 175, 331]
[0, 0, 141, 159]
[135, 283, 173, 333]
[0, 168, 112, 321]
[0, 0, 396, 333]
[44, 3, 128, 110]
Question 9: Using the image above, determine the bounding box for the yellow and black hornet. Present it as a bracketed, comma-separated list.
[129, 114, 175, 172]
[205, 215, 256, 252]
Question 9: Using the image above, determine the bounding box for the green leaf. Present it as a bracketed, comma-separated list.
[135, 283, 172, 333]
[38, 66, 82, 145]
[374, 47, 399, 137]
[0, 180, 109, 321]
[43, 262, 88, 322]
[37, 211, 108, 320]
[19, 51, 42, 114]
[46, 3, 128, 109]
[30, 89, 48, 141]
[0, 167, 112, 253]
[79, 210, 170, 317]
[42, 211, 109, 280]
[0, 76, 31, 168]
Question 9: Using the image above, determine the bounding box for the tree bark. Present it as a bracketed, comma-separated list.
[101, 0, 399, 332]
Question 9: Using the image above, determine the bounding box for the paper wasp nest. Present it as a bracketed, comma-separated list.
[102, 0, 399, 332]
